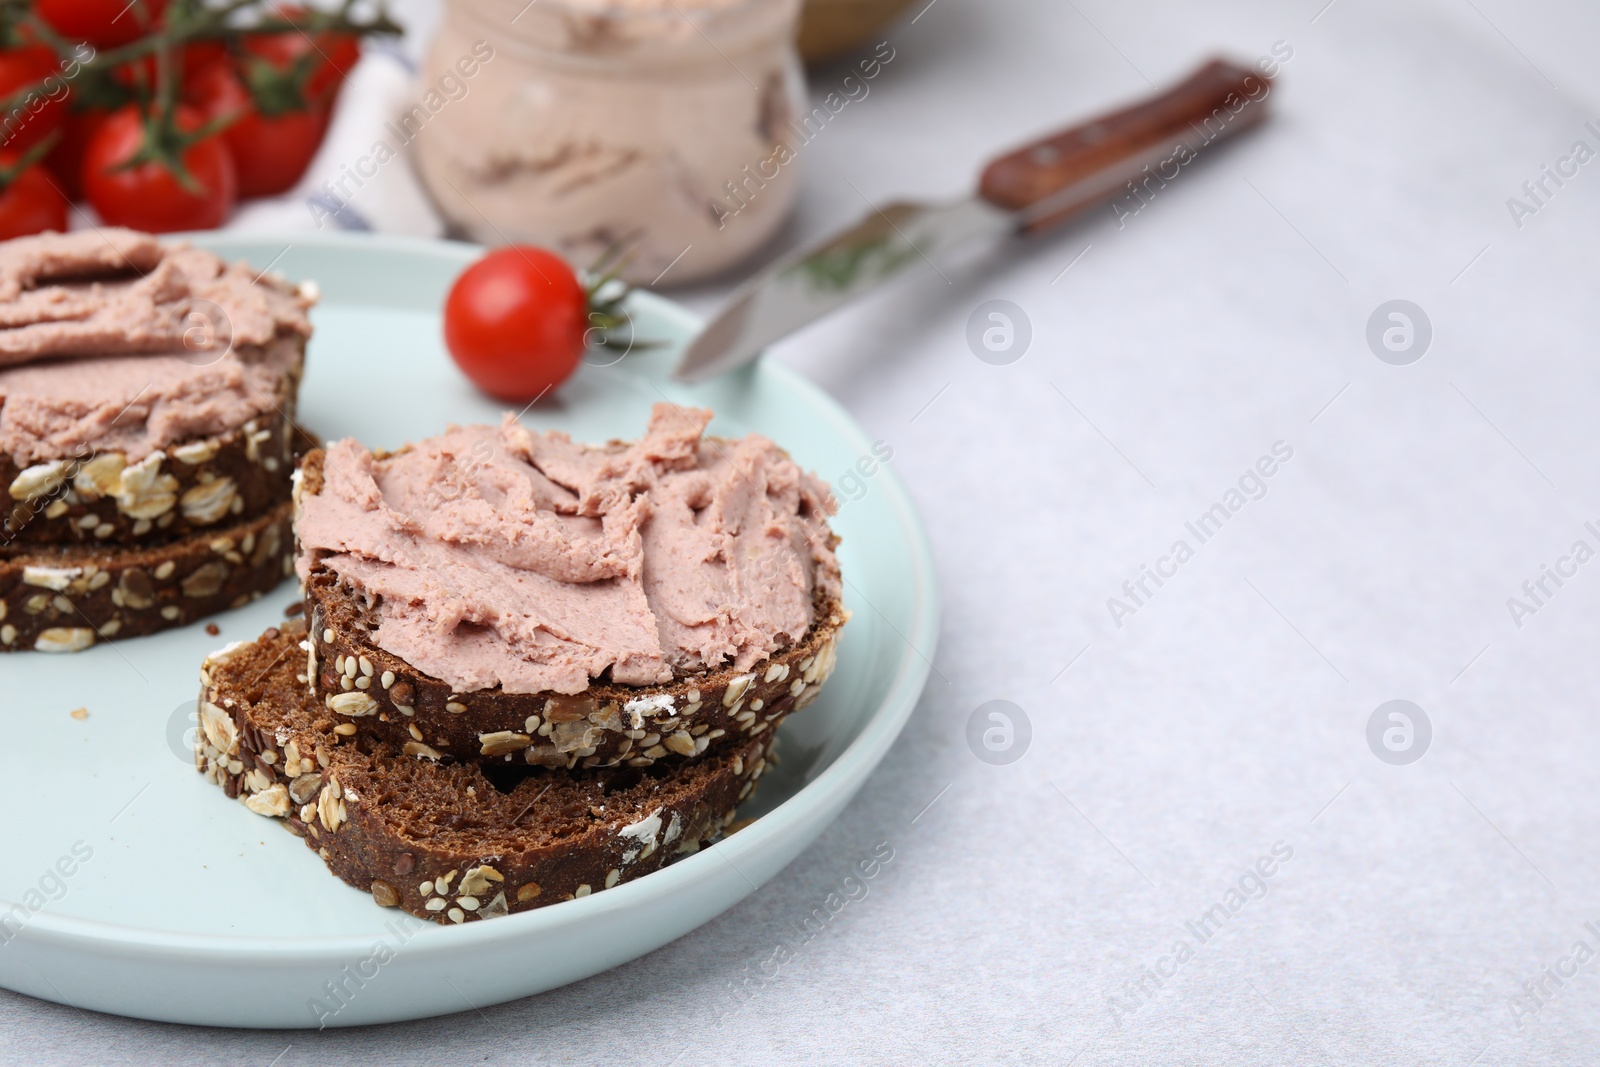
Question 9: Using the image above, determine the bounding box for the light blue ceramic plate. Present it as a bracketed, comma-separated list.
[0, 233, 938, 1028]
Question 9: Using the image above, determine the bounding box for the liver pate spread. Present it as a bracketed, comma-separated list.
[296, 404, 842, 696]
[0, 229, 312, 464]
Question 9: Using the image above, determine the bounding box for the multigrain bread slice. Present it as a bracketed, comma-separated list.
[0, 499, 293, 652]
[296, 446, 846, 770]
[197, 624, 779, 924]
[304, 565, 844, 770]
[2, 406, 304, 546]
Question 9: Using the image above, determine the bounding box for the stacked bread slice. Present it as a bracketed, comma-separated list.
[0, 229, 314, 651]
[198, 404, 848, 923]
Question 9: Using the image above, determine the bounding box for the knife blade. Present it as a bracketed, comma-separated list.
[673, 57, 1274, 383]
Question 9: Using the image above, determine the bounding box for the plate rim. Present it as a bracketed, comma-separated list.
[7, 230, 940, 964]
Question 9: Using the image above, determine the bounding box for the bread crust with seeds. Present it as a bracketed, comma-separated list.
[0, 499, 294, 652]
[295, 447, 847, 771]
[304, 566, 844, 770]
[1, 350, 306, 547]
[197, 624, 780, 924]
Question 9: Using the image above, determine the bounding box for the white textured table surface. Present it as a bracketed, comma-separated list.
[6, 0, 1600, 1062]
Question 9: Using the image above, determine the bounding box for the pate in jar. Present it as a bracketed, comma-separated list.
[413, 0, 806, 285]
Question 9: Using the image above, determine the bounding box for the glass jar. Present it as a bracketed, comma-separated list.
[412, 0, 806, 286]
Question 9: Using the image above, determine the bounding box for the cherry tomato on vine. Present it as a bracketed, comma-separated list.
[113, 41, 229, 96]
[35, 0, 170, 49]
[45, 103, 112, 199]
[0, 45, 69, 153]
[185, 59, 328, 198]
[182, 58, 244, 120]
[82, 104, 236, 232]
[444, 248, 591, 403]
[242, 5, 360, 103]
[0, 153, 67, 238]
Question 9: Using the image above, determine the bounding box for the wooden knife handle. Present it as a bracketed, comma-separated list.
[978, 58, 1273, 234]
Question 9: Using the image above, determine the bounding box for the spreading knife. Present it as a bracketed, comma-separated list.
[672, 57, 1274, 383]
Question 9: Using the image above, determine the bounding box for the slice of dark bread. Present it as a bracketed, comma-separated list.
[197, 624, 778, 924]
[0, 499, 293, 651]
[1, 408, 303, 547]
[296, 447, 847, 770]
[305, 566, 843, 770]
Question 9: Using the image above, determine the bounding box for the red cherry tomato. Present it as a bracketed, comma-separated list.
[182, 58, 245, 120]
[186, 59, 329, 198]
[0, 157, 68, 238]
[82, 104, 237, 232]
[45, 103, 113, 200]
[243, 5, 360, 103]
[35, 0, 169, 49]
[444, 248, 590, 403]
[0, 45, 69, 154]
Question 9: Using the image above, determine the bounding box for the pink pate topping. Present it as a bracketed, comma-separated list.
[295, 404, 842, 696]
[0, 228, 309, 362]
[0, 229, 313, 464]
